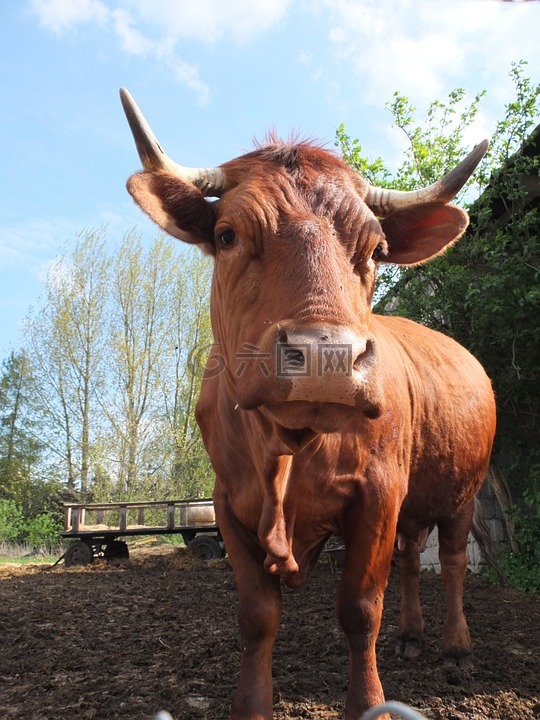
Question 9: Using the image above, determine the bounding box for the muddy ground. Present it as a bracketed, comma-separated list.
[0, 546, 539, 720]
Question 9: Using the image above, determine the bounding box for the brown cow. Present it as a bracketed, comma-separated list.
[120, 89, 496, 720]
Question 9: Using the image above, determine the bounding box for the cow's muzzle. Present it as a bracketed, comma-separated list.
[276, 325, 376, 406]
[233, 323, 384, 427]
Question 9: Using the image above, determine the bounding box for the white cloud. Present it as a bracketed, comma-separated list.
[295, 0, 540, 172]
[29, 0, 291, 42]
[109, 8, 211, 104]
[29, 0, 109, 34]
[27, 0, 540, 130]
[29, 0, 291, 103]
[110, 7, 152, 56]
[126, 0, 291, 44]
[317, 0, 464, 102]
[314, 0, 540, 109]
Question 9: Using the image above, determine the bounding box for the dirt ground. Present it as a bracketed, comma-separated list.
[0, 546, 539, 720]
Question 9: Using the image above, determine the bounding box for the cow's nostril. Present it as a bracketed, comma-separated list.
[277, 330, 306, 371]
[277, 327, 306, 374]
[281, 345, 305, 370]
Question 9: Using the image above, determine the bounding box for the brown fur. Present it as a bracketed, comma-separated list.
[126, 139, 496, 720]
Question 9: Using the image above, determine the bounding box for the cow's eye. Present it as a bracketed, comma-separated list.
[218, 229, 236, 248]
[372, 244, 385, 261]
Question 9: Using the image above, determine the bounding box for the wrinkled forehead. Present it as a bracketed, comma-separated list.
[217, 142, 372, 234]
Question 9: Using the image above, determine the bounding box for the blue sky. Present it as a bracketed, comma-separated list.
[1, 0, 539, 360]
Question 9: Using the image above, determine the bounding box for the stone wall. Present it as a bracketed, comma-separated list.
[419, 480, 510, 574]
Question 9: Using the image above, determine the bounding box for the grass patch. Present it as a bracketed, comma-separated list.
[0, 542, 65, 564]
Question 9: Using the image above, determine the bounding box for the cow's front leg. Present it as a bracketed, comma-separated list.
[216, 500, 282, 720]
[337, 497, 400, 720]
[233, 568, 282, 720]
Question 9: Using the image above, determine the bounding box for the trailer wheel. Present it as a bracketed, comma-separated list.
[65, 541, 94, 567]
[188, 536, 223, 560]
[104, 540, 129, 561]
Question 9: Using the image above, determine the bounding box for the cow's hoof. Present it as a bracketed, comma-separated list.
[443, 650, 473, 684]
[443, 650, 473, 669]
[395, 635, 423, 659]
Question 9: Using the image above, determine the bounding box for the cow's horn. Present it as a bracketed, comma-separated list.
[119, 88, 225, 196]
[365, 139, 489, 217]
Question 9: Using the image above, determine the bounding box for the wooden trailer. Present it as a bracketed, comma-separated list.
[61, 499, 224, 566]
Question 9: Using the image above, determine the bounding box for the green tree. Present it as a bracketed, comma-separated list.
[0, 351, 43, 511]
[102, 237, 214, 500]
[157, 250, 214, 498]
[103, 231, 205, 499]
[25, 229, 109, 494]
[21, 228, 215, 505]
[1, 227, 217, 541]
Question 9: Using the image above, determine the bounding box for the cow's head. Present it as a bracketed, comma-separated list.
[121, 89, 487, 449]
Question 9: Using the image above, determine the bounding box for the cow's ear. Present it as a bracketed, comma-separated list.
[127, 171, 216, 250]
[380, 203, 469, 266]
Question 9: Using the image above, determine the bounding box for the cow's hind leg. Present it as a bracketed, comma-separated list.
[395, 538, 424, 659]
[437, 501, 475, 668]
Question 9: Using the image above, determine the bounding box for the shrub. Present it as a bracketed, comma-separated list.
[0, 499, 25, 542]
[25, 512, 62, 548]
